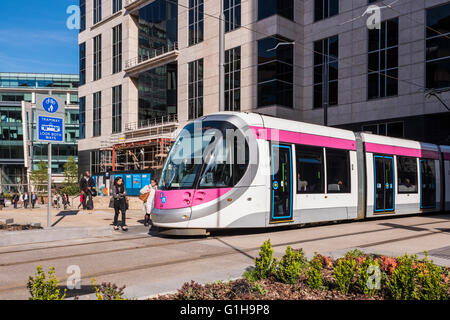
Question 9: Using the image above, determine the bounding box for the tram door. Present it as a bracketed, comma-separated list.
[374, 155, 395, 213]
[420, 159, 436, 209]
[270, 145, 293, 222]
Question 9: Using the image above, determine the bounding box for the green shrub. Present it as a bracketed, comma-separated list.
[344, 249, 365, 260]
[27, 266, 66, 300]
[416, 254, 448, 300]
[357, 257, 381, 296]
[254, 239, 276, 280]
[92, 278, 126, 300]
[275, 247, 307, 284]
[177, 281, 208, 300]
[386, 254, 419, 300]
[59, 185, 80, 197]
[334, 258, 357, 294]
[306, 254, 324, 290]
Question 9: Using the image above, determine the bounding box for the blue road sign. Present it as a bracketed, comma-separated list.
[42, 97, 59, 114]
[38, 116, 64, 142]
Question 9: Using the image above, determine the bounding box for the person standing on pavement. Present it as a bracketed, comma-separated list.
[0, 193, 4, 209]
[23, 192, 29, 209]
[79, 171, 95, 210]
[140, 179, 158, 227]
[13, 193, 19, 209]
[112, 177, 128, 231]
[31, 192, 37, 209]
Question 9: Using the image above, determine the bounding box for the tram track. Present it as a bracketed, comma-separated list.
[0, 222, 449, 295]
[0, 218, 449, 268]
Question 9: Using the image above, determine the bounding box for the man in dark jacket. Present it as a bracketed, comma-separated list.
[79, 171, 95, 210]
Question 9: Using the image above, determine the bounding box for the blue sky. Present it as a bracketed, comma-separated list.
[0, 1, 79, 74]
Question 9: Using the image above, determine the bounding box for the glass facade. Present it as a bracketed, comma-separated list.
[189, 0, 204, 46]
[113, 0, 122, 14]
[258, 0, 294, 21]
[93, 0, 102, 25]
[224, 0, 241, 32]
[112, 24, 122, 74]
[0, 73, 79, 89]
[93, 91, 102, 137]
[188, 59, 204, 119]
[80, 43, 86, 85]
[314, 0, 339, 22]
[0, 73, 79, 192]
[112, 85, 122, 133]
[426, 2, 450, 89]
[80, 0, 86, 32]
[138, 0, 178, 59]
[79, 97, 86, 139]
[368, 18, 399, 99]
[93, 35, 102, 81]
[225, 47, 241, 111]
[314, 35, 339, 109]
[257, 35, 294, 108]
[138, 63, 177, 126]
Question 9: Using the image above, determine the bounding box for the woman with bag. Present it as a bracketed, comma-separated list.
[140, 179, 158, 227]
[111, 177, 128, 231]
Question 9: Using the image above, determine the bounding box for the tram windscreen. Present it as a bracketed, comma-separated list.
[159, 121, 249, 190]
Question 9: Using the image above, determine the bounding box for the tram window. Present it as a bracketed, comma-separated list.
[397, 156, 418, 193]
[326, 149, 351, 193]
[296, 145, 324, 193]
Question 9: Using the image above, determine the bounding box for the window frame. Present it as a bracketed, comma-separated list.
[325, 147, 351, 194]
[397, 156, 419, 194]
[295, 144, 325, 194]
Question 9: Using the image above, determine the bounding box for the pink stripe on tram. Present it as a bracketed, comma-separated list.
[251, 127, 356, 151]
[443, 152, 450, 161]
[365, 142, 439, 159]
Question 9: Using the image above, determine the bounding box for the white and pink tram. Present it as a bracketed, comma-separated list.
[151, 112, 450, 234]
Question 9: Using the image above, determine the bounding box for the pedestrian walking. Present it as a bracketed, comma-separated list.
[0, 193, 5, 209]
[139, 179, 158, 227]
[111, 177, 128, 231]
[79, 171, 95, 211]
[13, 193, 19, 209]
[31, 192, 37, 209]
[23, 193, 29, 209]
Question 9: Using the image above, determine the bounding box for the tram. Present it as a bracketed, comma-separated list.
[151, 112, 450, 234]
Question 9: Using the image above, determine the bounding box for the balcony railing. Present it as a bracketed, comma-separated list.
[125, 114, 178, 132]
[125, 43, 179, 70]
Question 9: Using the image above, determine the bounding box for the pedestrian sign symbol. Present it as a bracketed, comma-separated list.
[42, 97, 59, 114]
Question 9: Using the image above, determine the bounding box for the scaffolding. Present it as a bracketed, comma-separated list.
[109, 115, 179, 172]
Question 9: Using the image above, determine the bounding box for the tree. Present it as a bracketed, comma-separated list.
[61, 156, 80, 196]
[63, 156, 78, 185]
[30, 161, 50, 194]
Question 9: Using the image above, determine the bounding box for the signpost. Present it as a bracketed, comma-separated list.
[35, 94, 65, 228]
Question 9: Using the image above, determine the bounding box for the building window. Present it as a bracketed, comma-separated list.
[138, 63, 177, 126]
[362, 121, 404, 138]
[368, 18, 398, 99]
[93, 92, 102, 137]
[296, 145, 324, 194]
[79, 97, 86, 139]
[326, 148, 350, 193]
[225, 47, 241, 111]
[80, 0, 86, 32]
[189, 0, 204, 46]
[79, 43, 86, 85]
[397, 156, 418, 193]
[188, 59, 204, 120]
[258, 0, 294, 21]
[314, 35, 338, 109]
[93, 34, 102, 81]
[258, 36, 294, 108]
[94, 0, 102, 25]
[112, 86, 122, 134]
[113, 0, 122, 14]
[426, 2, 450, 89]
[112, 24, 122, 74]
[314, 0, 339, 22]
[224, 0, 241, 32]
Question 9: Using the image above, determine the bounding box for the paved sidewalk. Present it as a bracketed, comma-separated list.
[0, 206, 146, 228]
